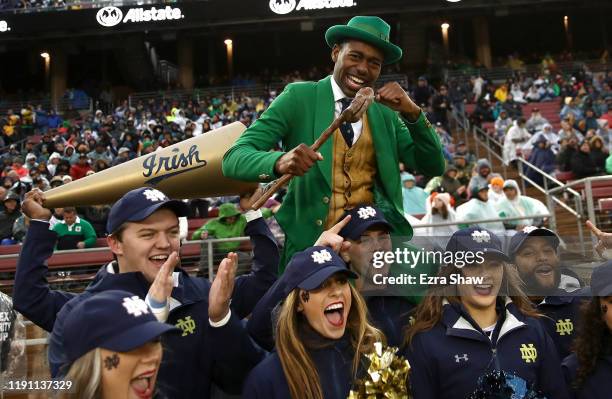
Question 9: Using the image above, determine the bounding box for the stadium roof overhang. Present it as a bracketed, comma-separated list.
[0, 0, 609, 44]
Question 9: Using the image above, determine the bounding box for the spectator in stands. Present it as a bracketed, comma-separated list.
[0, 192, 21, 244]
[456, 183, 505, 234]
[12, 213, 28, 243]
[560, 97, 584, 121]
[454, 141, 476, 166]
[47, 152, 61, 176]
[413, 76, 433, 108]
[606, 152, 612, 174]
[527, 136, 557, 185]
[52, 207, 97, 250]
[87, 142, 112, 165]
[526, 107, 549, 134]
[470, 98, 494, 127]
[401, 173, 428, 216]
[487, 176, 505, 204]
[494, 110, 512, 139]
[69, 154, 92, 181]
[503, 118, 531, 167]
[468, 159, 492, 194]
[192, 203, 266, 254]
[510, 82, 527, 104]
[494, 83, 509, 103]
[425, 164, 468, 206]
[112, 147, 131, 166]
[590, 136, 609, 171]
[471, 75, 484, 101]
[452, 155, 471, 186]
[502, 93, 524, 119]
[432, 85, 450, 129]
[448, 79, 467, 116]
[526, 84, 541, 102]
[584, 108, 600, 131]
[10, 158, 28, 179]
[79, 204, 111, 238]
[25, 153, 38, 170]
[525, 123, 560, 154]
[63, 145, 78, 165]
[495, 179, 548, 230]
[559, 118, 584, 142]
[571, 140, 604, 178]
[419, 192, 458, 241]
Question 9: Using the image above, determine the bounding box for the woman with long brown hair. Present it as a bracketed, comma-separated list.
[562, 260, 612, 399]
[403, 227, 570, 399]
[243, 246, 383, 399]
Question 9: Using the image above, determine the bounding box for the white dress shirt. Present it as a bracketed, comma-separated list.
[331, 76, 363, 145]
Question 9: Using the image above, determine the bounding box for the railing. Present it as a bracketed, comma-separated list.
[127, 74, 410, 107]
[445, 59, 611, 83]
[0, 97, 93, 116]
[471, 124, 508, 179]
[548, 175, 612, 257]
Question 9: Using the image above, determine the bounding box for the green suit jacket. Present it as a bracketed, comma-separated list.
[223, 76, 445, 267]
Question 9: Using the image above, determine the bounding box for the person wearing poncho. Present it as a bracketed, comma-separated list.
[401, 173, 429, 216]
[456, 184, 505, 234]
[495, 179, 548, 230]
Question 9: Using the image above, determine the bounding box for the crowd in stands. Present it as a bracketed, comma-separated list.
[0, 54, 611, 248]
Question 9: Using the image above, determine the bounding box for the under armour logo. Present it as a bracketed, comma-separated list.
[175, 316, 196, 337]
[519, 343, 538, 363]
[471, 230, 491, 243]
[522, 226, 539, 234]
[455, 354, 469, 363]
[122, 296, 150, 317]
[311, 249, 332, 264]
[555, 319, 574, 336]
[357, 206, 377, 220]
[143, 188, 167, 202]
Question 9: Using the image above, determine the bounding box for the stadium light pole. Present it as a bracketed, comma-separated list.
[41, 52, 51, 92]
[224, 39, 234, 79]
[441, 23, 450, 57]
[563, 15, 573, 50]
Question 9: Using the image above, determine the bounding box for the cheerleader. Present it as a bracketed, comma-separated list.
[404, 227, 570, 399]
[61, 290, 177, 399]
[244, 246, 383, 399]
[562, 260, 612, 399]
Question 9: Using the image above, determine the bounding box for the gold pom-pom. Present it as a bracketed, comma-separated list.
[348, 342, 412, 399]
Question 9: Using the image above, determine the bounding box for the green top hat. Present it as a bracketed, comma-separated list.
[325, 16, 403, 65]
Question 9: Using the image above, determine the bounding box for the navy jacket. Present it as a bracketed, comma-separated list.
[13, 218, 278, 398]
[365, 295, 414, 348]
[535, 290, 584, 359]
[562, 351, 612, 399]
[243, 327, 356, 399]
[405, 298, 570, 399]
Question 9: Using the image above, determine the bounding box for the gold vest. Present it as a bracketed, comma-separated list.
[325, 114, 377, 228]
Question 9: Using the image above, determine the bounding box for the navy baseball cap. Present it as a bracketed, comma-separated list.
[508, 226, 560, 259]
[445, 227, 510, 263]
[106, 187, 190, 234]
[63, 290, 178, 363]
[338, 205, 392, 241]
[282, 246, 358, 296]
[591, 260, 612, 297]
